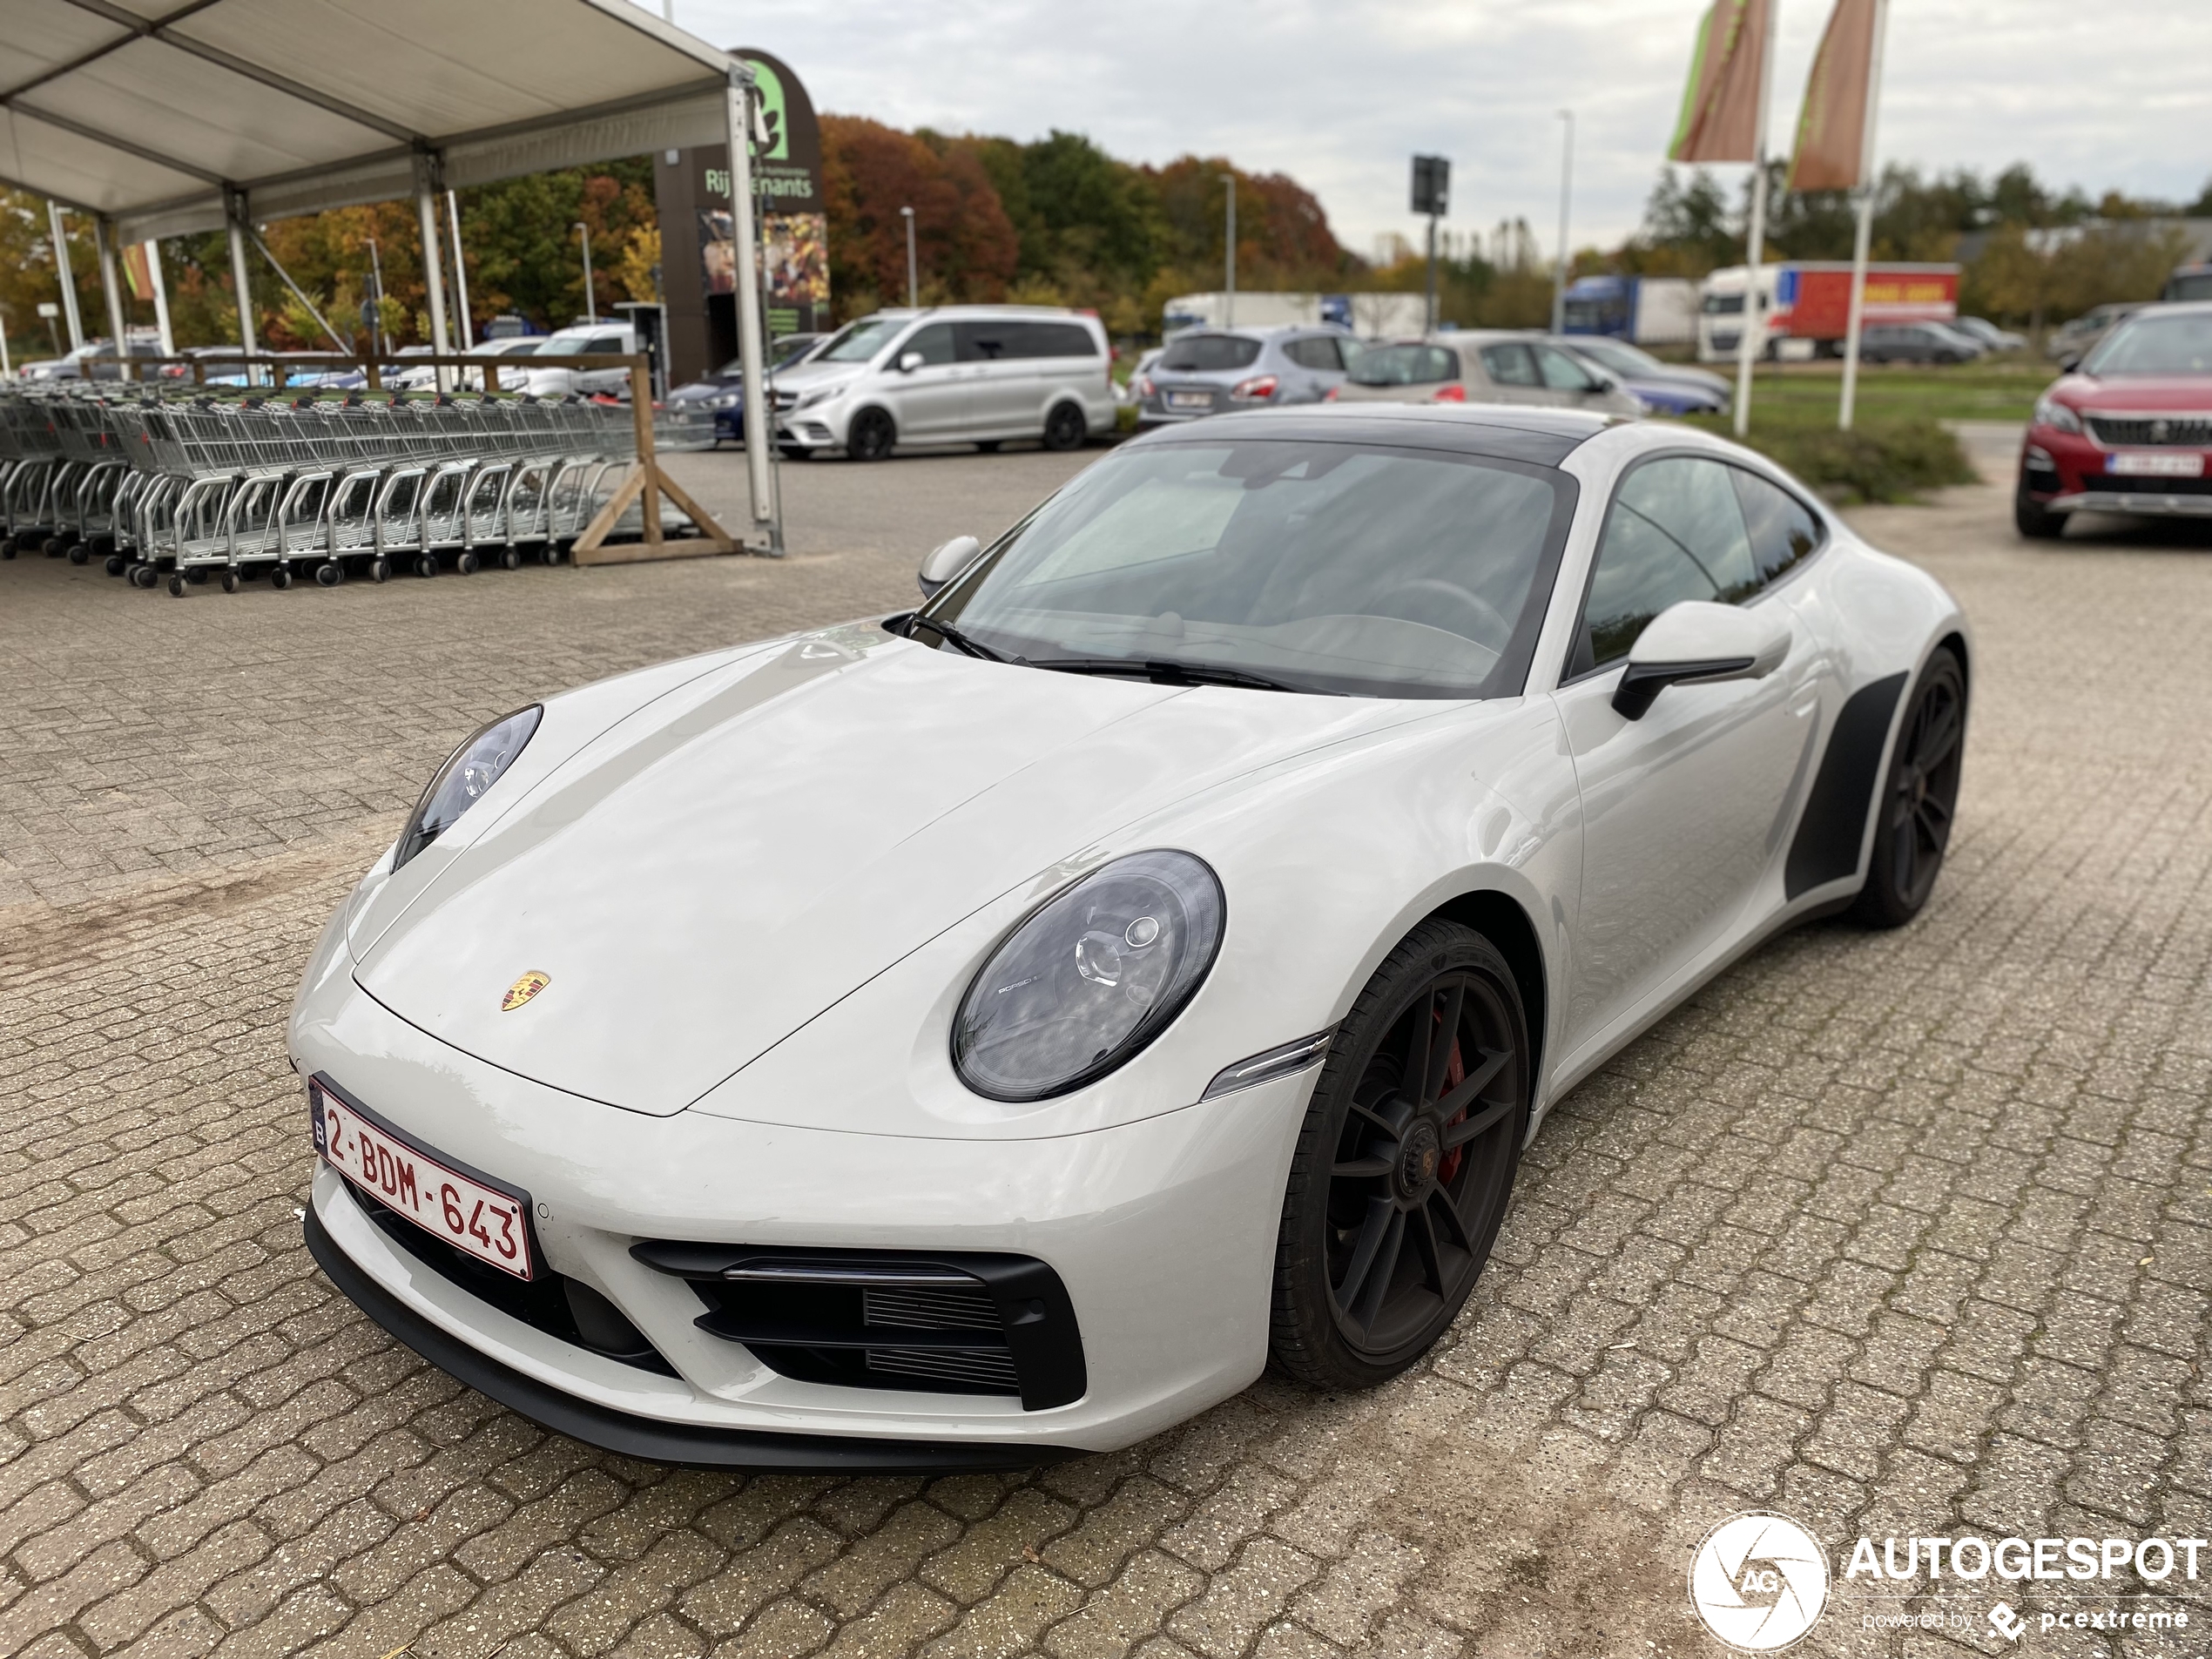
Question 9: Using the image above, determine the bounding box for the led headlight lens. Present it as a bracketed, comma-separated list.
[954, 851, 1224, 1102]
[394, 706, 542, 870]
[2033, 395, 2082, 434]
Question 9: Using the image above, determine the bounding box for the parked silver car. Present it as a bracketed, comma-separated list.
[1132, 326, 1356, 427]
[772, 307, 1115, 461]
[518, 322, 643, 398]
[1331, 332, 1644, 417]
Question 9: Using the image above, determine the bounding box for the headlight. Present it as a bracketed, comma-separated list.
[2033, 395, 2082, 434]
[954, 850, 1224, 1102]
[394, 706, 542, 870]
[709, 391, 742, 409]
[794, 386, 842, 410]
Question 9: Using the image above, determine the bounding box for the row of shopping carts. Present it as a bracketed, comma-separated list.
[0, 382, 711, 596]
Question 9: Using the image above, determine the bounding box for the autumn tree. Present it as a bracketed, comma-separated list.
[820, 116, 1018, 314]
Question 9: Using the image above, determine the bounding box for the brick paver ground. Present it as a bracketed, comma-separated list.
[3, 440, 2209, 1659]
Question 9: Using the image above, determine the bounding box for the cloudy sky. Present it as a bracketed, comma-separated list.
[669, 0, 2210, 262]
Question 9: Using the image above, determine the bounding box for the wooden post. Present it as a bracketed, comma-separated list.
[570, 352, 745, 563]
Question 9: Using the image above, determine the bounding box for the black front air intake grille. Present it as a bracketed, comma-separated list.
[2082, 473, 2212, 496]
[2087, 414, 2212, 447]
[347, 1184, 676, 1376]
[630, 1242, 1086, 1410]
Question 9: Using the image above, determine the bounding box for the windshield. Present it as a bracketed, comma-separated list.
[1348, 344, 1458, 386]
[918, 439, 1574, 699]
[2083, 313, 2212, 374]
[1159, 334, 1262, 372]
[1572, 340, 1665, 377]
[819, 317, 907, 363]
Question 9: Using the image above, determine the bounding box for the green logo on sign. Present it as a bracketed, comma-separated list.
[745, 56, 790, 162]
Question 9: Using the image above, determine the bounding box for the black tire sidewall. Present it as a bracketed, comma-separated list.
[1853, 650, 1966, 928]
[848, 410, 894, 462]
[1270, 919, 1529, 1390]
[1043, 404, 1085, 451]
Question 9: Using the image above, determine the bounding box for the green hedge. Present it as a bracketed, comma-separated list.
[1686, 415, 1978, 504]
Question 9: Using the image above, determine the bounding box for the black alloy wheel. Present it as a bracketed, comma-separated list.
[1853, 650, 1966, 928]
[2013, 483, 2065, 541]
[1271, 920, 1530, 1389]
[846, 408, 896, 462]
[1042, 403, 1087, 452]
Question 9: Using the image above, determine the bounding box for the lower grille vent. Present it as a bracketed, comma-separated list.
[631, 1241, 1087, 1410]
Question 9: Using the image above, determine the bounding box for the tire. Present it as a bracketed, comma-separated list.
[1042, 403, 1088, 452]
[314, 561, 342, 587]
[456, 551, 480, 576]
[271, 567, 293, 590]
[131, 564, 158, 588]
[2013, 485, 2065, 541]
[167, 574, 186, 597]
[369, 558, 390, 583]
[0, 538, 15, 560]
[67, 544, 88, 565]
[500, 548, 522, 570]
[415, 556, 438, 577]
[104, 554, 125, 577]
[846, 408, 895, 462]
[1852, 650, 1966, 929]
[221, 571, 239, 594]
[1271, 919, 1531, 1390]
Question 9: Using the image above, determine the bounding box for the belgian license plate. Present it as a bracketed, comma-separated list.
[311, 1079, 534, 1279]
[2107, 451, 2204, 476]
[1167, 391, 1212, 410]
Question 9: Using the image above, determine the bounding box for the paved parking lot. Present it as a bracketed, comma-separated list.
[3, 436, 2209, 1659]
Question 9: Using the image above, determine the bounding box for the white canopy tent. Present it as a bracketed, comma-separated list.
[0, 0, 777, 536]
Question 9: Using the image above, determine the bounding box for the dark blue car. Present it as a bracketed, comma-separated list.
[665, 334, 826, 444]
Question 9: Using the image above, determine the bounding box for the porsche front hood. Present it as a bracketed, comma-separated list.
[354, 632, 1429, 1116]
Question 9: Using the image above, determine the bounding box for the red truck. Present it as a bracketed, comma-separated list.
[1697, 262, 1962, 361]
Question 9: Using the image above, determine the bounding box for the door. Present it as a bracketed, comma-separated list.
[1475, 342, 1542, 405]
[1554, 455, 1830, 1051]
[1279, 334, 1345, 402]
[956, 320, 1037, 433]
[578, 334, 631, 395]
[885, 322, 968, 440]
[1533, 342, 1620, 412]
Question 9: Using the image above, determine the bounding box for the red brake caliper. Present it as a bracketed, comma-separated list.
[1437, 1035, 1467, 1186]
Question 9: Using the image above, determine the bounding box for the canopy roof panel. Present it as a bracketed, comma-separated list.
[0, 0, 739, 240]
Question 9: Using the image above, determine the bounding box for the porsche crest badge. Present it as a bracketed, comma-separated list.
[502, 970, 551, 1012]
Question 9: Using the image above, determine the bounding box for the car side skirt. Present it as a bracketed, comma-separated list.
[306, 1210, 1076, 1474]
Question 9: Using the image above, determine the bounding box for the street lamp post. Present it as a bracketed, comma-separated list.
[1222, 174, 1237, 328]
[900, 206, 917, 307]
[575, 222, 597, 324]
[1551, 111, 1575, 335]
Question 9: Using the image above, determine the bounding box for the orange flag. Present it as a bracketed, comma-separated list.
[1669, 0, 1773, 164]
[1789, 0, 1879, 190]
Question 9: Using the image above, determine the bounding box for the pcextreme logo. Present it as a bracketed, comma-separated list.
[1689, 1512, 1831, 1651]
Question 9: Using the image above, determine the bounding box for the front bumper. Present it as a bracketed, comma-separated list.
[293, 964, 1313, 1460]
[2020, 426, 2212, 516]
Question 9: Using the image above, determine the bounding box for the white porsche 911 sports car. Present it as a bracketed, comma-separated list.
[294, 404, 1968, 1470]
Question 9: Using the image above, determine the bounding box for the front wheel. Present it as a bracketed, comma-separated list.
[846, 408, 895, 462]
[1853, 650, 1966, 928]
[1271, 920, 1530, 1389]
[1042, 403, 1088, 452]
[2014, 484, 2065, 540]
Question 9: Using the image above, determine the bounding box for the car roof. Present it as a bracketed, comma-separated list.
[1123, 402, 1615, 466]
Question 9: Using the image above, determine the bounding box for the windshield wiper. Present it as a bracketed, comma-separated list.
[907, 614, 1015, 663]
[1029, 657, 1336, 695]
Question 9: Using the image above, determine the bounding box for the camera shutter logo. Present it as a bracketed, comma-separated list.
[1689, 1512, 1830, 1651]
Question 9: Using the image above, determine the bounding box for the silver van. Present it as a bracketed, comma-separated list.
[771, 306, 1116, 461]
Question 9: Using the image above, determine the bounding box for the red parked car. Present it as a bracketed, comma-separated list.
[2019, 303, 2212, 538]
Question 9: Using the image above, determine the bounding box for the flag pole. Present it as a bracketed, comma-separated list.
[1838, 0, 1889, 430]
[1733, 0, 1778, 439]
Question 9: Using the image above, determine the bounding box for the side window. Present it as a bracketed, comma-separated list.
[587, 336, 626, 356]
[1479, 343, 1538, 386]
[1576, 457, 1760, 671]
[902, 323, 957, 366]
[1285, 336, 1344, 371]
[956, 323, 1010, 361]
[1730, 467, 1824, 585]
[1535, 345, 1599, 391]
[1030, 322, 1100, 358]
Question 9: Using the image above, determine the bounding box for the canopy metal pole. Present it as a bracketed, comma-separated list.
[447, 188, 474, 347]
[415, 155, 452, 392]
[49, 202, 84, 352]
[250, 230, 351, 354]
[226, 190, 257, 375]
[1838, 0, 1891, 432]
[145, 240, 175, 357]
[1, 307, 11, 377]
[94, 216, 130, 376]
[726, 64, 779, 550]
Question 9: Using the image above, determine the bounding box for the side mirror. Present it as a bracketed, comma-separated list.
[918, 534, 981, 598]
[898, 350, 925, 374]
[1611, 600, 1791, 719]
[2059, 353, 2082, 374]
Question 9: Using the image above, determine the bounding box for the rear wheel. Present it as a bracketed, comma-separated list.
[2014, 484, 2065, 540]
[846, 408, 895, 462]
[1042, 402, 1088, 452]
[1853, 651, 1966, 928]
[1271, 920, 1530, 1389]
